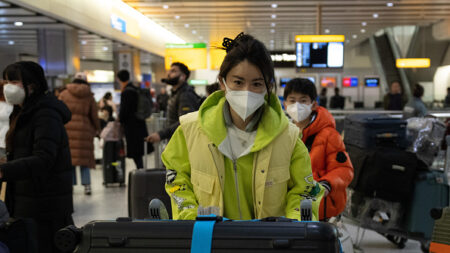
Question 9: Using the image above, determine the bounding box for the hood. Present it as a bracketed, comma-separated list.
[302, 106, 336, 139]
[198, 90, 289, 152]
[21, 92, 72, 124]
[66, 83, 92, 98]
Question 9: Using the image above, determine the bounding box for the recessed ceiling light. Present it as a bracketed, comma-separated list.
[361, 29, 366, 33]
[362, 21, 367, 26]
[199, 36, 203, 39]
[346, 39, 350, 43]
[352, 34, 358, 39]
[271, 3, 278, 8]
[14, 21, 23, 26]
[192, 30, 197, 34]
[373, 13, 379, 18]
[184, 24, 190, 28]
[324, 29, 330, 34]
[163, 4, 169, 9]
[102, 46, 108, 51]
[270, 29, 275, 33]
[8, 40, 14, 45]
[271, 14, 277, 19]
[81, 56, 86, 59]
[271, 22, 276, 27]
[175, 15, 180, 19]
[270, 40, 274, 43]
[387, 2, 394, 7]
[81, 40, 87, 45]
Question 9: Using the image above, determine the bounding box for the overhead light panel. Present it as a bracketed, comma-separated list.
[102, 46, 108, 51]
[175, 15, 180, 19]
[373, 13, 379, 18]
[362, 21, 367, 26]
[352, 34, 358, 39]
[271, 23, 276, 27]
[271, 14, 277, 19]
[192, 30, 197, 34]
[8, 40, 14, 45]
[270, 29, 275, 33]
[324, 29, 330, 34]
[163, 5, 169, 9]
[271, 3, 278, 8]
[14, 21, 23, 26]
[361, 29, 366, 33]
[81, 40, 87, 45]
[387, 2, 394, 7]
[184, 24, 190, 28]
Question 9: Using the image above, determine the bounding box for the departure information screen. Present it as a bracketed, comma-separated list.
[296, 42, 344, 68]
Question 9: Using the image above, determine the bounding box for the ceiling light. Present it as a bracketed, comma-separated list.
[81, 40, 87, 45]
[362, 21, 367, 26]
[81, 56, 86, 59]
[346, 39, 350, 43]
[199, 36, 203, 39]
[8, 40, 14, 45]
[271, 22, 276, 27]
[271, 14, 277, 19]
[270, 40, 274, 43]
[387, 2, 394, 7]
[14, 21, 23, 26]
[271, 3, 278, 8]
[361, 29, 366, 33]
[163, 4, 169, 9]
[324, 29, 330, 34]
[184, 24, 190, 28]
[270, 29, 275, 33]
[352, 34, 358, 39]
[192, 30, 197, 34]
[175, 15, 180, 19]
[373, 13, 379, 18]
[102, 46, 108, 51]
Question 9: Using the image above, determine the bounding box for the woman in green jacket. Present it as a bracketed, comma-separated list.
[163, 33, 323, 220]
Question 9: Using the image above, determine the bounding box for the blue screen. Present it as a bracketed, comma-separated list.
[365, 78, 379, 87]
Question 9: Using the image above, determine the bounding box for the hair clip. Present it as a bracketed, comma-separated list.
[222, 32, 245, 53]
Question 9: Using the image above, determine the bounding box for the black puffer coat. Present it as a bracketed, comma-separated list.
[0, 92, 73, 219]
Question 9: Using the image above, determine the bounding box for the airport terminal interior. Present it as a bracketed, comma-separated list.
[1, 0, 450, 252]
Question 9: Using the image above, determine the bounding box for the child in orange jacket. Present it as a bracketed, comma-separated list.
[283, 78, 354, 220]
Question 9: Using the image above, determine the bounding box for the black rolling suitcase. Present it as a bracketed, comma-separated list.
[344, 114, 407, 149]
[128, 169, 172, 219]
[55, 217, 341, 253]
[102, 140, 126, 186]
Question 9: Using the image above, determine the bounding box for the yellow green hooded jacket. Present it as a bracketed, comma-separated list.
[162, 91, 323, 220]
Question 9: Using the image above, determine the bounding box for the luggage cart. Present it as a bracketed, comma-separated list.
[145, 113, 167, 169]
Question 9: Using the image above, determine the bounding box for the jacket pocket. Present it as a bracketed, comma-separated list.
[191, 170, 215, 204]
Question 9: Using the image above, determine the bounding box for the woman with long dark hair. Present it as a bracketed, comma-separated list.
[0, 61, 73, 252]
[163, 33, 324, 220]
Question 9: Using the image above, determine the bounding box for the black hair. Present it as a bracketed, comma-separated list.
[320, 87, 327, 96]
[334, 87, 340, 95]
[206, 82, 220, 95]
[117, 70, 130, 82]
[413, 84, 424, 98]
[72, 78, 89, 85]
[171, 62, 190, 80]
[283, 78, 317, 101]
[103, 92, 112, 100]
[2, 61, 48, 106]
[219, 33, 274, 102]
[447, 87, 450, 92]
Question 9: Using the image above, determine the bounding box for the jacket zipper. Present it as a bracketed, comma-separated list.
[232, 159, 243, 220]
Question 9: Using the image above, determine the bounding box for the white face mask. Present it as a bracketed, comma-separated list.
[223, 78, 266, 121]
[3, 83, 25, 105]
[286, 102, 312, 122]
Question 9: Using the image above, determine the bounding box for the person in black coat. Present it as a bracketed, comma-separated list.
[0, 61, 73, 253]
[329, 87, 345, 109]
[117, 70, 149, 169]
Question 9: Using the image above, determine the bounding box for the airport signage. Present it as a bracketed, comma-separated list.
[111, 14, 127, 33]
[295, 35, 345, 43]
[270, 51, 296, 68]
[165, 43, 207, 49]
[189, 79, 209, 86]
[396, 58, 430, 68]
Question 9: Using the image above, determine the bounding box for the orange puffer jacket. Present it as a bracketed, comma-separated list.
[302, 106, 354, 220]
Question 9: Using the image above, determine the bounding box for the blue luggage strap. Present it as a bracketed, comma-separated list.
[190, 215, 343, 253]
[191, 215, 222, 253]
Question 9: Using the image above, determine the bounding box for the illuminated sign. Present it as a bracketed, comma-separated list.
[165, 43, 207, 70]
[189, 79, 208, 86]
[365, 77, 380, 87]
[111, 14, 126, 33]
[396, 58, 430, 68]
[271, 53, 296, 62]
[295, 35, 345, 43]
[343, 77, 358, 87]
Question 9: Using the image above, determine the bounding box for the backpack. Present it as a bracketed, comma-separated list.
[132, 87, 153, 120]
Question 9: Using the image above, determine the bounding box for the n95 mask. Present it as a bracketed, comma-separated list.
[223, 78, 266, 121]
[286, 102, 312, 122]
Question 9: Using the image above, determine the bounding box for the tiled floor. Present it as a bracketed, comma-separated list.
[72, 154, 424, 253]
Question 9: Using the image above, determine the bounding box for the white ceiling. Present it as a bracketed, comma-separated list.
[124, 0, 450, 50]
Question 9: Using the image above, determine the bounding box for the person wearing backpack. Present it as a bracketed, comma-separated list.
[118, 70, 149, 170]
[146, 62, 199, 143]
[283, 78, 354, 220]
